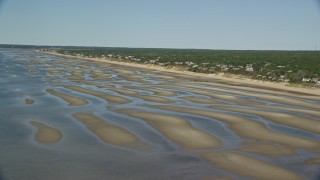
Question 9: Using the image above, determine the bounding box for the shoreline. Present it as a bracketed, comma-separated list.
[38, 50, 320, 96]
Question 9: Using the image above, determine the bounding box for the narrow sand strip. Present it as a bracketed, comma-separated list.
[121, 75, 147, 83]
[112, 69, 134, 75]
[31, 121, 62, 144]
[64, 85, 131, 104]
[203, 176, 233, 180]
[46, 89, 89, 106]
[91, 72, 112, 81]
[67, 75, 85, 81]
[241, 103, 320, 118]
[134, 95, 174, 103]
[24, 98, 35, 105]
[112, 88, 140, 96]
[150, 105, 320, 149]
[99, 85, 140, 96]
[201, 152, 301, 180]
[306, 158, 320, 164]
[73, 112, 139, 146]
[48, 70, 61, 76]
[205, 82, 320, 100]
[182, 85, 320, 109]
[196, 82, 320, 100]
[172, 87, 259, 105]
[126, 86, 177, 97]
[214, 106, 320, 134]
[238, 142, 295, 157]
[116, 109, 221, 150]
[182, 96, 225, 104]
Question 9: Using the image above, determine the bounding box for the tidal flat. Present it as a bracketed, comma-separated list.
[1, 48, 320, 179]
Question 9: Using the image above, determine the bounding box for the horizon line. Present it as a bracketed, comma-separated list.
[0, 43, 319, 52]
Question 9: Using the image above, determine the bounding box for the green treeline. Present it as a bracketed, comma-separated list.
[52, 48, 320, 84]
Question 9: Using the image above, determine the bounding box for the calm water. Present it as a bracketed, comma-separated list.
[0, 48, 320, 180]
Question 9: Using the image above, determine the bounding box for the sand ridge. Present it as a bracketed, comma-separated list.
[64, 85, 131, 104]
[116, 109, 221, 150]
[46, 89, 89, 106]
[201, 152, 301, 180]
[214, 105, 320, 134]
[149, 105, 320, 149]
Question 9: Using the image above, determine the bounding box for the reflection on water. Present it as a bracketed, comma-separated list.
[0, 48, 320, 179]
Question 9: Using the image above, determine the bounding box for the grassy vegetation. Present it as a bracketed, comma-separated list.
[48, 48, 320, 85]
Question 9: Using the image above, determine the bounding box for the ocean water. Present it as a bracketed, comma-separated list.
[0, 48, 319, 180]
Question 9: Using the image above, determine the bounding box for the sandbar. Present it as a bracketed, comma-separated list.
[126, 86, 177, 97]
[31, 121, 62, 144]
[73, 112, 139, 146]
[182, 96, 224, 104]
[150, 105, 320, 149]
[64, 85, 131, 104]
[238, 141, 295, 157]
[182, 85, 320, 109]
[116, 109, 221, 150]
[201, 152, 301, 179]
[134, 94, 174, 103]
[214, 106, 320, 134]
[46, 89, 89, 106]
[24, 98, 35, 105]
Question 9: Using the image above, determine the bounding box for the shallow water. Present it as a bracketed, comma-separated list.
[1, 48, 320, 179]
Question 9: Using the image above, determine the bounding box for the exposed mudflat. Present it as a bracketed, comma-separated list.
[1, 48, 320, 179]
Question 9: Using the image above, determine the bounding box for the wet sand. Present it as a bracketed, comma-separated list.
[201, 152, 301, 180]
[30, 121, 62, 144]
[181, 84, 320, 109]
[24, 98, 35, 105]
[150, 105, 320, 149]
[2, 49, 320, 179]
[126, 86, 177, 97]
[237, 141, 296, 157]
[73, 112, 140, 147]
[182, 96, 225, 104]
[64, 85, 131, 104]
[117, 109, 221, 150]
[214, 106, 320, 134]
[46, 89, 89, 106]
[306, 157, 320, 164]
[133, 95, 174, 104]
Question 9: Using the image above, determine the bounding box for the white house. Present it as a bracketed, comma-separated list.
[302, 78, 311, 82]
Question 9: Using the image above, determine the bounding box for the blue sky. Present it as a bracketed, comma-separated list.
[0, 0, 319, 50]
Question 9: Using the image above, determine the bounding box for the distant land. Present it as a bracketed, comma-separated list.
[1, 44, 320, 87]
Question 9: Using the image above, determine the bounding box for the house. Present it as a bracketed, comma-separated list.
[149, 60, 157, 64]
[245, 67, 254, 72]
[302, 78, 311, 82]
[312, 78, 319, 82]
[245, 64, 254, 72]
